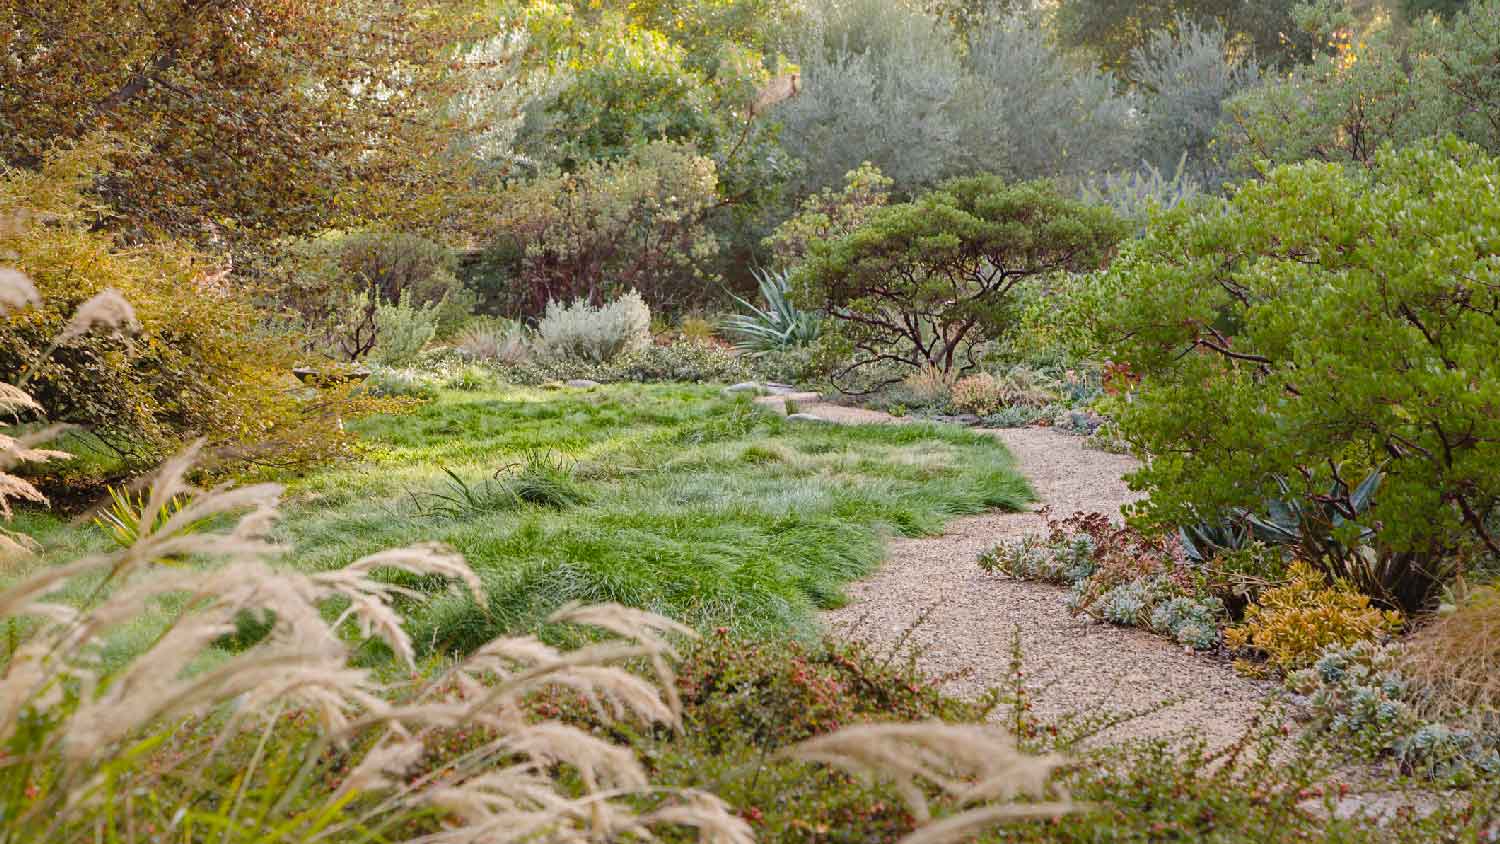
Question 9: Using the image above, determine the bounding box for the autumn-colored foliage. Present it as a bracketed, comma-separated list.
[0, 142, 377, 474]
[0, 0, 500, 249]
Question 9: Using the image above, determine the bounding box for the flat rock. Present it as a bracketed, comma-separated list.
[565, 379, 602, 388]
[723, 382, 764, 394]
[785, 413, 827, 423]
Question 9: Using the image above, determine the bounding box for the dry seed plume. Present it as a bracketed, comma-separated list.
[752, 72, 802, 116]
[0, 266, 39, 314]
[59, 287, 139, 342]
[789, 721, 1072, 842]
[0, 445, 749, 842]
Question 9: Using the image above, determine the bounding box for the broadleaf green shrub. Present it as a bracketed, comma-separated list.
[1080, 139, 1500, 598]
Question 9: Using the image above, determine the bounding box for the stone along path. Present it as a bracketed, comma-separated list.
[770, 398, 1272, 748]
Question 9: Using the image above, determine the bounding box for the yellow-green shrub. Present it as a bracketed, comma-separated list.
[1225, 562, 1403, 675]
[0, 144, 372, 476]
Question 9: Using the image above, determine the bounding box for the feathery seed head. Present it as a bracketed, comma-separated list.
[59, 288, 139, 343]
[0, 267, 39, 315]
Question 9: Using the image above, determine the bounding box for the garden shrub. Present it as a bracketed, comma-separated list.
[1079, 139, 1500, 607]
[1225, 563, 1403, 675]
[443, 364, 493, 392]
[950, 373, 1006, 415]
[980, 509, 1232, 649]
[1149, 595, 1226, 649]
[764, 162, 893, 267]
[534, 291, 652, 365]
[1079, 155, 1204, 228]
[276, 227, 471, 361]
[506, 339, 751, 386]
[982, 405, 1054, 429]
[0, 143, 363, 472]
[363, 366, 442, 400]
[493, 141, 720, 315]
[897, 366, 956, 410]
[370, 289, 440, 366]
[795, 175, 1124, 386]
[747, 344, 831, 386]
[453, 315, 529, 364]
[604, 340, 750, 384]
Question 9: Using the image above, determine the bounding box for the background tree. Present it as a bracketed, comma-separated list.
[0, 0, 498, 252]
[1053, 0, 1309, 74]
[776, 0, 964, 196]
[1218, 0, 1500, 175]
[1403, 0, 1471, 18]
[793, 175, 1124, 386]
[1128, 17, 1261, 186]
[953, 16, 1138, 182]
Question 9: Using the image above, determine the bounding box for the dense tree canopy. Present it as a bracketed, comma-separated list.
[0, 0, 499, 249]
[794, 175, 1124, 383]
[1054, 0, 1310, 73]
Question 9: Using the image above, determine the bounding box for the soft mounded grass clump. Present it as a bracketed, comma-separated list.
[274, 383, 1030, 652]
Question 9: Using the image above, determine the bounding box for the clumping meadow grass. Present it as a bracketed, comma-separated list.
[259, 384, 1031, 652]
[0, 385, 1060, 843]
[0, 444, 747, 842]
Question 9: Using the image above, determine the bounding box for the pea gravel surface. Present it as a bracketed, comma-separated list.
[771, 398, 1274, 749]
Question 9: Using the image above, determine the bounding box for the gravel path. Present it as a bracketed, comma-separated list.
[775, 399, 1273, 748]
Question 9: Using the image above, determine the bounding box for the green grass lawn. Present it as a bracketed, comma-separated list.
[13, 383, 1031, 656]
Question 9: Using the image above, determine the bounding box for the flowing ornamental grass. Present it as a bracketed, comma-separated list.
[0, 270, 137, 555]
[0, 444, 756, 843]
[0, 445, 1062, 844]
[271, 385, 1032, 651]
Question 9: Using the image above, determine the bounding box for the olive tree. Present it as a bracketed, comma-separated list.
[794, 174, 1124, 387]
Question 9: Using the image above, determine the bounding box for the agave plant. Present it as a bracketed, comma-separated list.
[1178, 517, 1252, 566]
[1242, 468, 1384, 559]
[722, 267, 821, 355]
[94, 483, 201, 549]
[1185, 466, 1449, 613]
